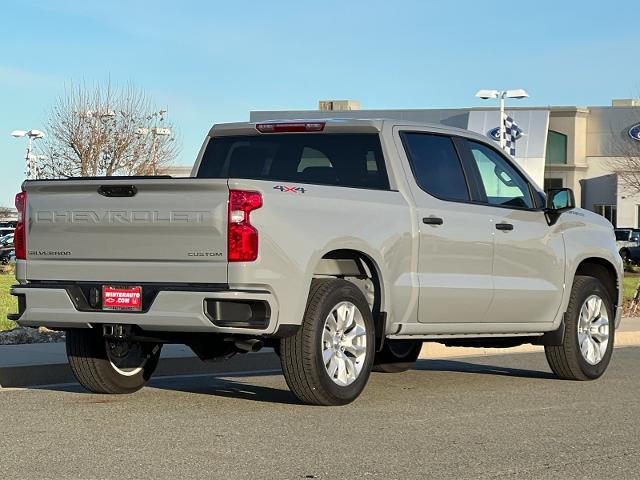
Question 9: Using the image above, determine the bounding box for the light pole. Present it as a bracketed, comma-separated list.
[136, 125, 172, 175]
[475, 89, 529, 150]
[10, 129, 46, 179]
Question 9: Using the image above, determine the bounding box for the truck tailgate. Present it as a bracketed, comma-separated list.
[22, 178, 229, 283]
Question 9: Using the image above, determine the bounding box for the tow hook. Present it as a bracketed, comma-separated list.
[103, 324, 133, 340]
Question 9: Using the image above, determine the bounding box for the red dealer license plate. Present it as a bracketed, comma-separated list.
[102, 286, 143, 311]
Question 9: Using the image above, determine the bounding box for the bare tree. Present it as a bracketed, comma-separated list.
[38, 82, 179, 178]
[607, 104, 640, 194]
[0, 207, 14, 219]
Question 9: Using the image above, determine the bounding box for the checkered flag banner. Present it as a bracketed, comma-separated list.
[502, 113, 518, 156]
[25, 154, 39, 180]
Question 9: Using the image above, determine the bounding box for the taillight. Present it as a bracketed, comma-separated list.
[255, 122, 325, 133]
[228, 190, 262, 262]
[14, 191, 26, 260]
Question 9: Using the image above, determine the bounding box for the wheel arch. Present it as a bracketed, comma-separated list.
[573, 257, 619, 310]
[313, 248, 385, 320]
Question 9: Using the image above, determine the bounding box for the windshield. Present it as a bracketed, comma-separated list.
[197, 133, 390, 190]
[615, 230, 631, 241]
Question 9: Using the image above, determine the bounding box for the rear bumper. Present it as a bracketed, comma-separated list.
[10, 283, 281, 336]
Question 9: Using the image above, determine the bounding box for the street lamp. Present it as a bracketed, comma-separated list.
[475, 89, 529, 149]
[10, 129, 46, 179]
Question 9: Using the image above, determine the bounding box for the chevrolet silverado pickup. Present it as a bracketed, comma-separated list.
[9, 119, 623, 405]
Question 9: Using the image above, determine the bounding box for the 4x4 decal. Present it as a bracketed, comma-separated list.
[273, 185, 306, 194]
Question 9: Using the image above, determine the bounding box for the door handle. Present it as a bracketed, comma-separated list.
[495, 223, 514, 231]
[98, 185, 137, 197]
[423, 216, 443, 225]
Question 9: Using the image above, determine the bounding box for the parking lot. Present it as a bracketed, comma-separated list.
[2, 348, 639, 479]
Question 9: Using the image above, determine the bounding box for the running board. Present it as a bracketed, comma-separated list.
[387, 332, 544, 341]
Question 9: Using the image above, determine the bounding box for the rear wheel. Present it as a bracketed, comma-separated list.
[545, 276, 615, 380]
[66, 329, 162, 394]
[280, 279, 375, 406]
[373, 340, 422, 373]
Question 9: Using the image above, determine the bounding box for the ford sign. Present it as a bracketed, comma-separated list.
[488, 126, 523, 141]
[629, 124, 640, 142]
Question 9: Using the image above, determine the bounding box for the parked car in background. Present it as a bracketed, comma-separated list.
[0, 233, 13, 253]
[1, 233, 14, 245]
[0, 228, 15, 238]
[0, 233, 15, 265]
[616, 228, 640, 260]
[1, 248, 15, 265]
[620, 245, 640, 264]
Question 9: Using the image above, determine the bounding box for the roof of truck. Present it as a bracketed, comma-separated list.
[208, 118, 490, 143]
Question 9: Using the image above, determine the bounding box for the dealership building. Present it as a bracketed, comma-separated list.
[250, 99, 640, 228]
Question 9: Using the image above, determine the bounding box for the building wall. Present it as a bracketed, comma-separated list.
[581, 156, 617, 215]
[543, 109, 590, 207]
[617, 189, 640, 228]
[586, 107, 640, 156]
[584, 107, 640, 226]
[161, 165, 192, 177]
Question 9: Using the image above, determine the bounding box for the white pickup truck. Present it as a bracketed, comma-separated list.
[9, 119, 623, 405]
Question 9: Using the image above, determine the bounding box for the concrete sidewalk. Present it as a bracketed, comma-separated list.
[0, 343, 195, 368]
[2, 317, 639, 388]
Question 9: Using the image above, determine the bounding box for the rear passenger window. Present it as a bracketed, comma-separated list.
[198, 134, 390, 190]
[400, 132, 469, 201]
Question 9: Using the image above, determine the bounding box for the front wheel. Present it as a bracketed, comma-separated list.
[66, 329, 162, 394]
[280, 279, 375, 406]
[545, 275, 615, 380]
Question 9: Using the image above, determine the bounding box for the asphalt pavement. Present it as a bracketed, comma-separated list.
[2, 347, 640, 479]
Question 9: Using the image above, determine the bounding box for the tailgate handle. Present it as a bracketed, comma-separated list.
[98, 185, 137, 197]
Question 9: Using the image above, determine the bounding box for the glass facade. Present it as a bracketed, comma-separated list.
[545, 130, 568, 164]
[594, 204, 617, 227]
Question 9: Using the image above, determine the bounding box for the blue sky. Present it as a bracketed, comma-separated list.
[1, 0, 638, 207]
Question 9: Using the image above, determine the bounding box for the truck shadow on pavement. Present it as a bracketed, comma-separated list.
[413, 359, 556, 379]
[145, 358, 556, 403]
[32, 358, 555, 403]
[149, 372, 301, 405]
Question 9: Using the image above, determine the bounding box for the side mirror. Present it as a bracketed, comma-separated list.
[545, 188, 575, 225]
[546, 188, 575, 212]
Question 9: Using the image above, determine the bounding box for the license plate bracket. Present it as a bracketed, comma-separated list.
[102, 285, 142, 312]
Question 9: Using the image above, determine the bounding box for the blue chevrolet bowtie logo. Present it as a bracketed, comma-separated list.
[629, 124, 640, 142]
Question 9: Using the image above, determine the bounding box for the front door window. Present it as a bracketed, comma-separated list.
[466, 141, 534, 209]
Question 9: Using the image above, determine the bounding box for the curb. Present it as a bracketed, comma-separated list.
[419, 330, 640, 359]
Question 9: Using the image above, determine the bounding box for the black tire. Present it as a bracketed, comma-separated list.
[66, 329, 162, 394]
[373, 340, 422, 373]
[545, 275, 615, 381]
[620, 249, 630, 263]
[280, 279, 375, 406]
